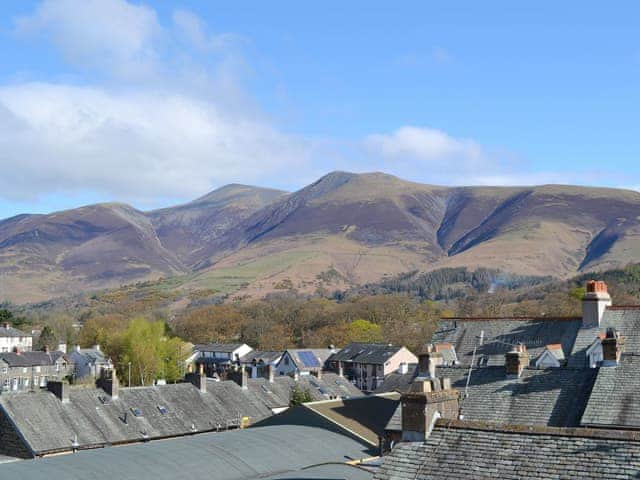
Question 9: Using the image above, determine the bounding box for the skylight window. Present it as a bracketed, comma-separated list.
[157, 405, 168, 415]
[131, 407, 143, 417]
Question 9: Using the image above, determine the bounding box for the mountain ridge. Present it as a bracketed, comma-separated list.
[1, 171, 640, 303]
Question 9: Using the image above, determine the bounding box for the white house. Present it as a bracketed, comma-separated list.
[194, 343, 253, 376]
[0, 323, 32, 353]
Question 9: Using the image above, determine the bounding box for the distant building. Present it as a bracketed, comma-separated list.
[0, 323, 32, 353]
[239, 350, 283, 378]
[68, 345, 112, 380]
[275, 349, 334, 377]
[0, 349, 72, 392]
[193, 343, 253, 377]
[328, 343, 418, 392]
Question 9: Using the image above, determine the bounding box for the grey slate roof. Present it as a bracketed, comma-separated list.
[0, 325, 29, 338]
[382, 366, 597, 431]
[329, 343, 405, 365]
[70, 347, 109, 364]
[0, 381, 274, 455]
[261, 393, 400, 446]
[582, 355, 640, 428]
[569, 307, 640, 367]
[243, 373, 363, 410]
[239, 350, 282, 364]
[375, 420, 640, 480]
[433, 318, 581, 367]
[0, 425, 374, 480]
[0, 351, 66, 367]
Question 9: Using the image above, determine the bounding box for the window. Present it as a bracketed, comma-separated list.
[22, 367, 27, 373]
[1, 367, 7, 374]
[157, 405, 168, 415]
[284, 356, 290, 365]
[33, 376, 39, 386]
[131, 407, 143, 417]
[35, 366, 41, 373]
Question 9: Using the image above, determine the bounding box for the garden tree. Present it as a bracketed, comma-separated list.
[344, 319, 383, 343]
[117, 318, 189, 386]
[289, 385, 313, 406]
[0, 309, 13, 322]
[78, 314, 128, 354]
[35, 325, 57, 351]
[173, 305, 247, 344]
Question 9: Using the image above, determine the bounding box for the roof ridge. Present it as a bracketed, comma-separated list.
[435, 419, 640, 442]
[440, 316, 581, 321]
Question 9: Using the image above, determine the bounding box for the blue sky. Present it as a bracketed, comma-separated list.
[0, 1, 639, 219]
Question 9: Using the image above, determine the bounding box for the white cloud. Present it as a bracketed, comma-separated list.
[0, 83, 309, 203]
[14, 0, 162, 81]
[363, 126, 488, 170]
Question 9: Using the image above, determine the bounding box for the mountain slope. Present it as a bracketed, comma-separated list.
[1, 172, 640, 303]
[149, 184, 286, 264]
[0, 203, 186, 302]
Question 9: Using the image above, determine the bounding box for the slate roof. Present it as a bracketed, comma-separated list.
[254, 393, 399, 446]
[329, 343, 405, 365]
[382, 366, 597, 431]
[70, 348, 110, 364]
[243, 372, 363, 410]
[0, 381, 274, 455]
[0, 325, 29, 339]
[432, 317, 581, 367]
[375, 420, 640, 480]
[569, 307, 640, 367]
[0, 351, 66, 367]
[581, 354, 640, 428]
[239, 350, 282, 365]
[0, 425, 374, 480]
[194, 343, 247, 353]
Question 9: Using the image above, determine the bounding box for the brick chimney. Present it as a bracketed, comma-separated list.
[601, 328, 625, 367]
[47, 380, 69, 403]
[505, 344, 529, 378]
[401, 377, 459, 441]
[417, 345, 443, 378]
[582, 280, 612, 328]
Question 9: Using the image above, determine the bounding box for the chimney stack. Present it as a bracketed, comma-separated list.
[47, 381, 69, 403]
[601, 328, 625, 367]
[337, 361, 344, 378]
[185, 368, 207, 393]
[241, 367, 248, 389]
[293, 369, 300, 382]
[401, 377, 459, 441]
[2, 322, 9, 329]
[417, 345, 443, 378]
[505, 344, 529, 378]
[97, 369, 119, 399]
[312, 369, 322, 380]
[582, 280, 612, 328]
[267, 365, 275, 383]
[398, 362, 409, 375]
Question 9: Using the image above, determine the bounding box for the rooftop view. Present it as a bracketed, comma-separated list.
[1, 1, 640, 479]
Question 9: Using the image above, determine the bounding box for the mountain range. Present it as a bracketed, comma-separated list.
[1, 171, 639, 303]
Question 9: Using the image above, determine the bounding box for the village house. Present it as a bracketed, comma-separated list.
[0, 349, 72, 392]
[328, 342, 418, 392]
[238, 350, 283, 379]
[192, 343, 253, 377]
[0, 323, 32, 353]
[275, 348, 334, 377]
[67, 345, 113, 380]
